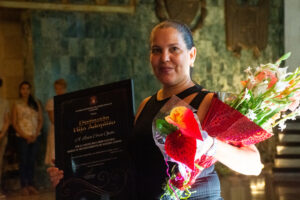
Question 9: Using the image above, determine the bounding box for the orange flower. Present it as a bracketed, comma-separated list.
[241, 80, 248, 87]
[165, 106, 203, 141]
[280, 88, 292, 97]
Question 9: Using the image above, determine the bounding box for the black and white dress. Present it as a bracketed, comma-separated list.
[131, 84, 223, 200]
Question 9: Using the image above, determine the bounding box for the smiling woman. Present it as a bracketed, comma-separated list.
[131, 20, 224, 200]
[149, 22, 196, 91]
[131, 20, 262, 200]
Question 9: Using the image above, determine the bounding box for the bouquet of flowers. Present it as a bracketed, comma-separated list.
[227, 52, 300, 132]
[152, 53, 300, 200]
[153, 96, 216, 199]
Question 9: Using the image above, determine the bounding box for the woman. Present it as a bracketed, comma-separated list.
[12, 81, 43, 195]
[131, 20, 262, 199]
[44, 79, 67, 166]
[48, 20, 262, 199]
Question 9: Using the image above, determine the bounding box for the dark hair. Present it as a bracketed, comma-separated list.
[19, 81, 39, 112]
[150, 20, 195, 50]
[54, 78, 67, 88]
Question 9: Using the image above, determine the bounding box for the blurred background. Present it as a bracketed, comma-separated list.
[0, 0, 299, 199]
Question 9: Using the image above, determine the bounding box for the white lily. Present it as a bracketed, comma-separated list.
[277, 67, 292, 80]
[275, 81, 289, 92]
[255, 66, 262, 72]
[244, 66, 252, 74]
[246, 109, 257, 121]
[244, 88, 251, 100]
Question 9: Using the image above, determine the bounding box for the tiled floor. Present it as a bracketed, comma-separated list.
[220, 173, 300, 200]
[3, 173, 300, 200]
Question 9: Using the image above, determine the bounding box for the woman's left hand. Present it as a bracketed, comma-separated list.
[215, 140, 263, 175]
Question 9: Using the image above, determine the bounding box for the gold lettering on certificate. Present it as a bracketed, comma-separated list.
[73, 116, 116, 133]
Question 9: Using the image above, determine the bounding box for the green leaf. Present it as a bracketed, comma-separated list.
[156, 119, 177, 135]
[275, 52, 291, 66]
[255, 107, 282, 126]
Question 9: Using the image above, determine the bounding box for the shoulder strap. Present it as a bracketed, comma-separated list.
[189, 90, 210, 110]
[176, 85, 203, 99]
[143, 84, 205, 112]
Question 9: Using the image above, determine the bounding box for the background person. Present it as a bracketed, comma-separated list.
[0, 78, 10, 199]
[12, 81, 43, 195]
[44, 79, 67, 166]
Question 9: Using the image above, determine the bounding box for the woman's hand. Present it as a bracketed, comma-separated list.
[47, 167, 64, 187]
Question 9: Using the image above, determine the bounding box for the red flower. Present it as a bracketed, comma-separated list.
[165, 106, 203, 141]
[165, 130, 196, 170]
[170, 155, 217, 191]
[170, 173, 186, 190]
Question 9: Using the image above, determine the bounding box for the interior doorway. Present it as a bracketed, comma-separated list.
[0, 8, 34, 103]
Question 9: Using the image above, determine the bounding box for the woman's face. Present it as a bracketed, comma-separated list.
[150, 27, 196, 87]
[20, 84, 31, 99]
[55, 84, 66, 95]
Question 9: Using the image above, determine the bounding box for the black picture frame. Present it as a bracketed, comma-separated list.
[54, 79, 135, 200]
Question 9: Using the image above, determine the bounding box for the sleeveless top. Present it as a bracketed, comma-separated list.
[131, 85, 222, 200]
[15, 100, 39, 137]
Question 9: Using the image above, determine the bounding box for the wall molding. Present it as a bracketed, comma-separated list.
[0, 0, 136, 14]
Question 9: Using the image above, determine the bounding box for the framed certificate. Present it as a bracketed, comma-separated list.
[54, 79, 135, 200]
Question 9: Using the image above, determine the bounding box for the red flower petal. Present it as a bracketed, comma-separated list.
[169, 155, 217, 191]
[196, 155, 217, 169]
[165, 130, 196, 170]
[165, 106, 203, 141]
[170, 173, 185, 190]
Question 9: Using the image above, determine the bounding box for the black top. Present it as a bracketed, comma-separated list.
[130, 85, 221, 200]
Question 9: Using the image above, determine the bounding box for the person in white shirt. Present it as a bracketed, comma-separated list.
[0, 78, 10, 199]
[12, 81, 43, 196]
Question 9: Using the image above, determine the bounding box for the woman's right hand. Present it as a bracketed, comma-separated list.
[47, 167, 64, 187]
